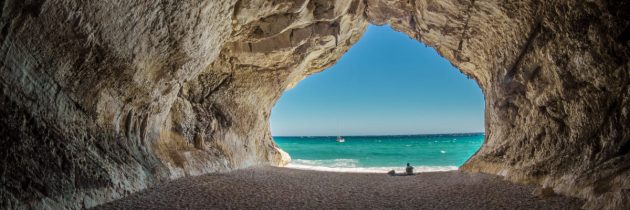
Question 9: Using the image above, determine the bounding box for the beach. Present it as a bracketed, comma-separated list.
[93, 166, 583, 209]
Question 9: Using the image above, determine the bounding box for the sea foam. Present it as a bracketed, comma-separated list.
[286, 159, 458, 173]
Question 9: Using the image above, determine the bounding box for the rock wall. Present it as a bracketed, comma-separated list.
[0, 0, 627, 209]
[364, 1, 628, 209]
[0, 0, 365, 209]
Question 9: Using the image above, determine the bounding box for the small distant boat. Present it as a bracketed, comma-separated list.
[335, 121, 345, 143]
[336, 136, 345, 143]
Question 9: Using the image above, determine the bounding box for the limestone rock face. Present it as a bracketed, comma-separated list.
[0, 0, 366, 209]
[0, 0, 627, 209]
[366, 1, 629, 209]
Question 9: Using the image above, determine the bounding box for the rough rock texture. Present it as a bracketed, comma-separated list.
[365, 1, 630, 209]
[0, 0, 365, 209]
[0, 0, 627, 209]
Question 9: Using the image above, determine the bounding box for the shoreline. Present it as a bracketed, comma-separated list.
[94, 166, 584, 209]
[284, 164, 459, 173]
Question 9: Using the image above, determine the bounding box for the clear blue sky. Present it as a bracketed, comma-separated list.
[270, 25, 484, 136]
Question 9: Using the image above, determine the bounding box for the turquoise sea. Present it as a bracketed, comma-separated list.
[274, 133, 484, 173]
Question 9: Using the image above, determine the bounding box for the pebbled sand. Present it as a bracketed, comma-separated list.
[93, 167, 583, 210]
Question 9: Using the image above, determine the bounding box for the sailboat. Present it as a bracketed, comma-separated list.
[336, 136, 345, 143]
[335, 121, 345, 143]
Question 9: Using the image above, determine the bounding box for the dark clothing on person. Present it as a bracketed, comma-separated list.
[406, 163, 414, 175]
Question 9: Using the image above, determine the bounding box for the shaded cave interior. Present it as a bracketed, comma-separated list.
[0, 0, 628, 209]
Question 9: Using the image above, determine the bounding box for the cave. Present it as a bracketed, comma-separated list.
[0, 0, 628, 209]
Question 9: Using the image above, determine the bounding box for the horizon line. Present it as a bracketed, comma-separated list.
[273, 131, 485, 138]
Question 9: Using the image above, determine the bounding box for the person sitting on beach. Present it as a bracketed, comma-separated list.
[406, 163, 414, 175]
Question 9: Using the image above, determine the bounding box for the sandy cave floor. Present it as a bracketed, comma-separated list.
[93, 166, 583, 210]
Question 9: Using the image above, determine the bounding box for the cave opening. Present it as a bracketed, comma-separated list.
[2, 0, 627, 208]
[269, 25, 485, 172]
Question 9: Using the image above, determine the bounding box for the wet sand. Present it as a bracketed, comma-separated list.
[93, 166, 583, 209]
